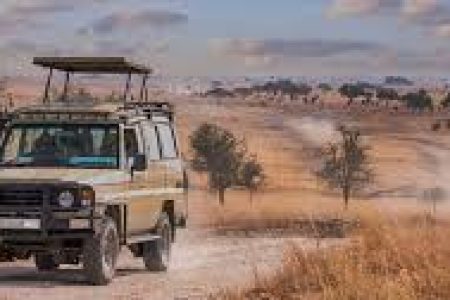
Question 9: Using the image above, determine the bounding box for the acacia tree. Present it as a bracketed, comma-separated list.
[339, 84, 363, 105]
[190, 123, 265, 206]
[317, 126, 372, 210]
[376, 87, 399, 107]
[403, 89, 433, 112]
[190, 123, 244, 205]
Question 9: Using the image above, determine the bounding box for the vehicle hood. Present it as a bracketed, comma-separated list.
[0, 168, 130, 186]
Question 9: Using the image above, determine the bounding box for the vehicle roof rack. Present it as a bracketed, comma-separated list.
[33, 57, 152, 75]
[13, 105, 119, 122]
[120, 102, 174, 121]
[122, 101, 173, 111]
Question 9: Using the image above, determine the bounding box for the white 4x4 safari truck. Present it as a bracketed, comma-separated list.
[0, 57, 188, 285]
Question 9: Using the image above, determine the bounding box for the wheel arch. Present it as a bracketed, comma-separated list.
[162, 200, 175, 241]
[105, 205, 125, 243]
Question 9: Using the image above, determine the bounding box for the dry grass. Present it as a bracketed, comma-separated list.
[177, 99, 450, 299]
[217, 212, 450, 300]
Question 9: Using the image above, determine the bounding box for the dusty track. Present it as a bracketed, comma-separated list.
[0, 230, 312, 300]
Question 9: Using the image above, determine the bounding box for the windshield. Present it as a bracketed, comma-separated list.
[0, 124, 119, 168]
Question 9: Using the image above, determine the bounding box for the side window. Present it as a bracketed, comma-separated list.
[124, 128, 138, 159]
[156, 123, 177, 159]
[141, 123, 160, 160]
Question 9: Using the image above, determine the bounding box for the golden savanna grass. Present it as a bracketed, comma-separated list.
[218, 212, 450, 300]
[175, 99, 450, 299]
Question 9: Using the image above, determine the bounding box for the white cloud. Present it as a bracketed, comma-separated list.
[80, 10, 188, 35]
[327, 0, 450, 39]
[327, 0, 380, 17]
[402, 0, 438, 18]
[434, 24, 450, 37]
[327, 0, 402, 18]
[209, 38, 384, 59]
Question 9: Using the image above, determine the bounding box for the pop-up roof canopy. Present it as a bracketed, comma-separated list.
[33, 57, 152, 75]
[33, 56, 153, 104]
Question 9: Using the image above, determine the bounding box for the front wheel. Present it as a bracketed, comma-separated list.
[143, 213, 172, 272]
[82, 217, 119, 285]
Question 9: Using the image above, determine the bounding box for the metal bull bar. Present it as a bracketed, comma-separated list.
[0, 185, 95, 244]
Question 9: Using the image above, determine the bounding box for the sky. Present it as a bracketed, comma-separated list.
[1, 0, 450, 77]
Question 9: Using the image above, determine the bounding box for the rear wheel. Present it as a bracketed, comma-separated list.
[82, 217, 119, 285]
[34, 254, 59, 271]
[143, 213, 172, 272]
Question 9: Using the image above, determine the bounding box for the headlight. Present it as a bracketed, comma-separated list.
[57, 190, 75, 208]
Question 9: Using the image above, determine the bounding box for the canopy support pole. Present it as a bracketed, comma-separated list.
[43, 68, 53, 104]
[145, 84, 149, 102]
[123, 72, 132, 103]
[139, 74, 148, 102]
[62, 71, 71, 102]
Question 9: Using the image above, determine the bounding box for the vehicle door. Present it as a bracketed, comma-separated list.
[155, 121, 186, 222]
[125, 124, 163, 236]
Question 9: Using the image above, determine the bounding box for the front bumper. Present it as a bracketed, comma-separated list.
[0, 217, 91, 231]
[0, 183, 101, 255]
[0, 208, 97, 243]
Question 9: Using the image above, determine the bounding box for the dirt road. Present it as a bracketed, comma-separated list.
[0, 230, 312, 300]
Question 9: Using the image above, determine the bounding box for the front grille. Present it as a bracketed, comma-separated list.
[0, 189, 44, 207]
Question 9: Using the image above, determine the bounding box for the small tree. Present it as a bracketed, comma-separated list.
[317, 126, 372, 210]
[376, 87, 399, 107]
[339, 84, 363, 105]
[239, 156, 264, 203]
[403, 89, 433, 112]
[318, 83, 332, 93]
[190, 123, 244, 205]
[296, 83, 313, 97]
[441, 93, 450, 109]
[362, 91, 374, 106]
[191, 123, 266, 205]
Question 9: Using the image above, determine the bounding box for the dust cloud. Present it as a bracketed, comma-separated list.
[286, 117, 339, 147]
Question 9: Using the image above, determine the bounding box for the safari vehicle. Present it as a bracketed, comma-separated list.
[0, 57, 188, 285]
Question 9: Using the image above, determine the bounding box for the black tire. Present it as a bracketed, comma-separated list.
[34, 254, 59, 271]
[82, 217, 119, 285]
[143, 213, 172, 272]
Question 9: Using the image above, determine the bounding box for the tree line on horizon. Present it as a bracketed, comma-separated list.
[202, 78, 450, 112]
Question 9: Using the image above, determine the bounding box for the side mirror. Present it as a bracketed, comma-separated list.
[131, 153, 147, 172]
